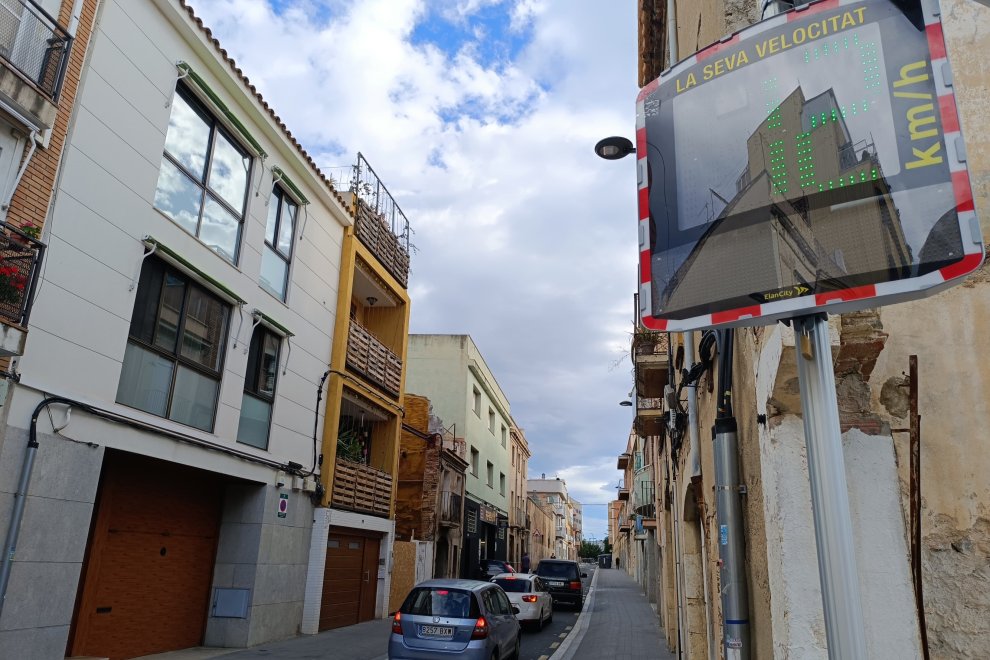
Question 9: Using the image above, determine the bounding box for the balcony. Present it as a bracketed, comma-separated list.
[616, 452, 631, 470]
[346, 319, 402, 396]
[555, 526, 566, 539]
[635, 396, 665, 437]
[438, 490, 462, 527]
[351, 154, 411, 287]
[618, 520, 632, 533]
[332, 457, 393, 517]
[633, 465, 656, 516]
[0, 223, 44, 356]
[0, 0, 72, 129]
[510, 505, 526, 529]
[633, 330, 669, 399]
[617, 486, 630, 502]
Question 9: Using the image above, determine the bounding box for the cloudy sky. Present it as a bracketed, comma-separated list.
[191, 0, 641, 542]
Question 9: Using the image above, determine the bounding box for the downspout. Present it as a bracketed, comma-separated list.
[1, 131, 38, 218]
[684, 332, 716, 660]
[666, 0, 678, 67]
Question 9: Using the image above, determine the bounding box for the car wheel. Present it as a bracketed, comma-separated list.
[509, 636, 521, 660]
[547, 607, 553, 623]
[537, 606, 545, 631]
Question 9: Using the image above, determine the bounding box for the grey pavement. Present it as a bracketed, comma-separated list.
[136, 618, 391, 660]
[566, 567, 675, 660]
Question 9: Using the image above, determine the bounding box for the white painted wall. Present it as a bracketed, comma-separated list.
[8, 0, 349, 483]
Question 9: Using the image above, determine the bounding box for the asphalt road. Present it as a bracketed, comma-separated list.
[518, 568, 593, 660]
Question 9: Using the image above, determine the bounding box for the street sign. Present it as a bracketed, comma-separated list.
[636, 0, 982, 331]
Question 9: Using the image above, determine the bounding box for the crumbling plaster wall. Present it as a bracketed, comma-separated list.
[866, 1, 990, 657]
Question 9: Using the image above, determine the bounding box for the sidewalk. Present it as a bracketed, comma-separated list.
[136, 618, 391, 660]
[563, 567, 675, 660]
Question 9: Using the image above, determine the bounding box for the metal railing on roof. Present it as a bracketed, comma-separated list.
[0, 0, 72, 100]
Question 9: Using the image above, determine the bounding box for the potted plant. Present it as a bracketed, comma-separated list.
[0, 263, 26, 305]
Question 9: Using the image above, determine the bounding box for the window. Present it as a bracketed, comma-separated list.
[501, 424, 507, 447]
[236, 326, 281, 448]
[488, 408, 495, 433]
[471, 447, 479, 476]
[486, 461, 494, 488]
[117, 258, 229, 431]
[260, 186, 296, 300]
[154, 86, 251, 264]
[499, 473, 506, 496]
[472, 387, 481, 416]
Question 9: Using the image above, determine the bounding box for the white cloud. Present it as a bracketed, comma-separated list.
[192, 0, 640, 541]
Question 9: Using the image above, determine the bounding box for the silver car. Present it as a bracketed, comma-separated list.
[389, 579, 521, 660]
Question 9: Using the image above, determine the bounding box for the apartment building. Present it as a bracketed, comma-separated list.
[406, 335, 513, 576]
[527, 476, 580, 561]
[304, 150, 411, 633]
[528, 494, 556, 565]
[507, 421, 531, 568]
[0, 0, 370, 656]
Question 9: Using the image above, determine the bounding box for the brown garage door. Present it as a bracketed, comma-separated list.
[69, 451, 223, 660]
[320, 531, 380, 630]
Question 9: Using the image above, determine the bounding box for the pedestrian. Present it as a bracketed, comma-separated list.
[521, 552, 530, 573]
[615, 557, 620, 569]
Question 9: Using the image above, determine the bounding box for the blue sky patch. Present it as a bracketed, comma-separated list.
[410, 2, 533, 68]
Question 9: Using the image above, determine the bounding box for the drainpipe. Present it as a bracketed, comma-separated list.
[666, 0, 678, 66]
[1, 131, 38, 218]
[684, 333, 716, 659]
[713, 330, 750, 660]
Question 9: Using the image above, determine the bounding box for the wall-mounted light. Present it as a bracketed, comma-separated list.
[367, 296, 378, 307]
[619, 400, 633, 407]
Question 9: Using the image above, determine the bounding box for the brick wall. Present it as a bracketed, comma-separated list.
[7, 0, 99, 236]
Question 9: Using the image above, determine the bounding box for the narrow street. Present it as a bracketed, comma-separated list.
[133, 568, 682, 660]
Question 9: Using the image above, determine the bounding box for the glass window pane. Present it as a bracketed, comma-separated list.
[260, 247, 288, 300]
[277, 201, 296, 255]
[154, 159, 203, 235]
[169, 365, 219, 431]
[265, 192, 279, 246]
[200, 196, 241, 263]
[154, 272, 185, 353]
[258, 333, 279, 396]
[116, 343, 174, 417]
[208, 131, 249, 212]
[237, 392, 272, 449]
[163, 92, 211, 180]
[129, 259, 165, 345]
[180, 286, 227, 371]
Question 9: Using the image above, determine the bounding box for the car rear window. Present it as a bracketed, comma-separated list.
[536, 562, 578, 578]
[400, 587, 480, 618]
[492, 578, 530, 593]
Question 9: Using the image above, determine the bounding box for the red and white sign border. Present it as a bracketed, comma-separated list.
[635, 0, 983, 332]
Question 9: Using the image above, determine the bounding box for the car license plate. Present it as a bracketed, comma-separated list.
[420, 625, 454, 637]
[548, 580, 565, 587]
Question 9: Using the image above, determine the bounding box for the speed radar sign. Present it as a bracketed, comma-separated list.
[636, 0, 983, 331]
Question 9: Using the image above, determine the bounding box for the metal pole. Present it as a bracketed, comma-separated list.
[793, 314, 868, 659]
[714, 417, 750, 660]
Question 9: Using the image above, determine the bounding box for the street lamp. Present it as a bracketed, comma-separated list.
[594, 136, 636, 161]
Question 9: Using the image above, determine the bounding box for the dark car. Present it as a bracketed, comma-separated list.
[389, 579, 521, 660]
[476, 559, 515, 580]
[533, 559, 587, 608]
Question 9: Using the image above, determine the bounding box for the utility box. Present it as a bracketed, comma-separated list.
[598, 553, 612, 569]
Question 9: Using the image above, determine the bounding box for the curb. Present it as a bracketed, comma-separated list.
[548, 567, 600, 660]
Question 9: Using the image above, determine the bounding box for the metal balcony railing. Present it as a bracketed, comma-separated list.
[332, 457, 393, 517]
[346, 319, 402, 396]
[0, 0, 72, 99]
[346, 153, 411, 287]
[438, 490, 462, 527]
[0, 222, 43, 327]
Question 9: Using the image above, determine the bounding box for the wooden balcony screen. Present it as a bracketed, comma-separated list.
[346, 320, 402, 396]
[332, 457, 393, 517]
[355, 201, 410, 287]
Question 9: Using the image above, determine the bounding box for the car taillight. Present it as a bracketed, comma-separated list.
[569, 581, 582, 590]
[471, 616, 489, 639]
[521, 595, 538, 603]
[392, 612, 403, 635]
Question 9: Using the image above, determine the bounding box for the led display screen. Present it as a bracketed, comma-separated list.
[637, 0, 981, 330]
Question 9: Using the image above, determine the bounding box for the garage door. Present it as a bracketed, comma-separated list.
[69, 451, 223, 660]
[321, 531, 380, 630]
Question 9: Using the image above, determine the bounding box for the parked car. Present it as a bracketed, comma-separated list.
[533, 559, 587, 609]
[490, 573, 553, 630]
[389, 579, 521, 660]
[476, 559, 515, 580]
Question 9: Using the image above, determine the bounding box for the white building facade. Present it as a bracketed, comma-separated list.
[0, 0, 354, 657]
